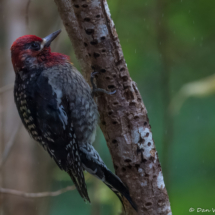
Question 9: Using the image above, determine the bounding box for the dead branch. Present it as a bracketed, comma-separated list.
[54, 0, 172, 214]
[0, 186, 75, 198]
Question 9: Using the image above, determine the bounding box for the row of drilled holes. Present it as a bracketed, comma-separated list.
[79, 5, 133, 116]
[81, 12, 128, 91]
[84, 14, 101, 22]
[74, 0, 127, 80]
[74, 4, 88, 8]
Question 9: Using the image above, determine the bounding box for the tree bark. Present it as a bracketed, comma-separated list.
[54, 0, 172, 214]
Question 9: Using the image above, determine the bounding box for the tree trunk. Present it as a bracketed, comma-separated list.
[54, 0, 172, 214]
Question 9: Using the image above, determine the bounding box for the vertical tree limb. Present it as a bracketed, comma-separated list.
[54, 0, 172, 214]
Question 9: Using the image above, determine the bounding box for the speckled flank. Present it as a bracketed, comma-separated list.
[15, 79, 45, 147]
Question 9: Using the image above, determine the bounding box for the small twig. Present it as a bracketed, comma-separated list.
[0, 83, 14, 94]
[0, 123, 22, 169]
[25, 0, 31, 29]
[0, 186, 75, 198]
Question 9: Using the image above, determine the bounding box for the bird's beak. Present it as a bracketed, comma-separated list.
[42, 30, 61, 48]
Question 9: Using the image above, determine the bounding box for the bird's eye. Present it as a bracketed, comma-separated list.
[31, 42, 41, 51]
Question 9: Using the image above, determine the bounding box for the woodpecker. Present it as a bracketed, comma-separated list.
[11, 30, 136, 210]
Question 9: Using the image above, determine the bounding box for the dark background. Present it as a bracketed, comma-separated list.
[0, 0, 214, 214]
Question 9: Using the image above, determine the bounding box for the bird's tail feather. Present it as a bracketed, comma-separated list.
[79, 144, 137, 211]
[67, 169, 90, 203]
[103, 168, 137, 211]
[66, 150, 90, 203]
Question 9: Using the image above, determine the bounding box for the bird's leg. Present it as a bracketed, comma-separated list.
[91, 71, 116, 97]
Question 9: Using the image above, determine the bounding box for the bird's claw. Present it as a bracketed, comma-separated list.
[107, 90, 116, 95]
[91, 71, 98, 78]
[90, 71, 116, 97]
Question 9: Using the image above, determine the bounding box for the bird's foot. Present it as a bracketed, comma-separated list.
[91, 71, 116, 97]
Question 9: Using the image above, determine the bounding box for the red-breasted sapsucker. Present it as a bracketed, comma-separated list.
[11, 30, 136, 210]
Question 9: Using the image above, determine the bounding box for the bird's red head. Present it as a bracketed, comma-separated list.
[11, 30, 69, 72]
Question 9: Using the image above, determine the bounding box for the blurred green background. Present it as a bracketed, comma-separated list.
[1, 0, 215, 214]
